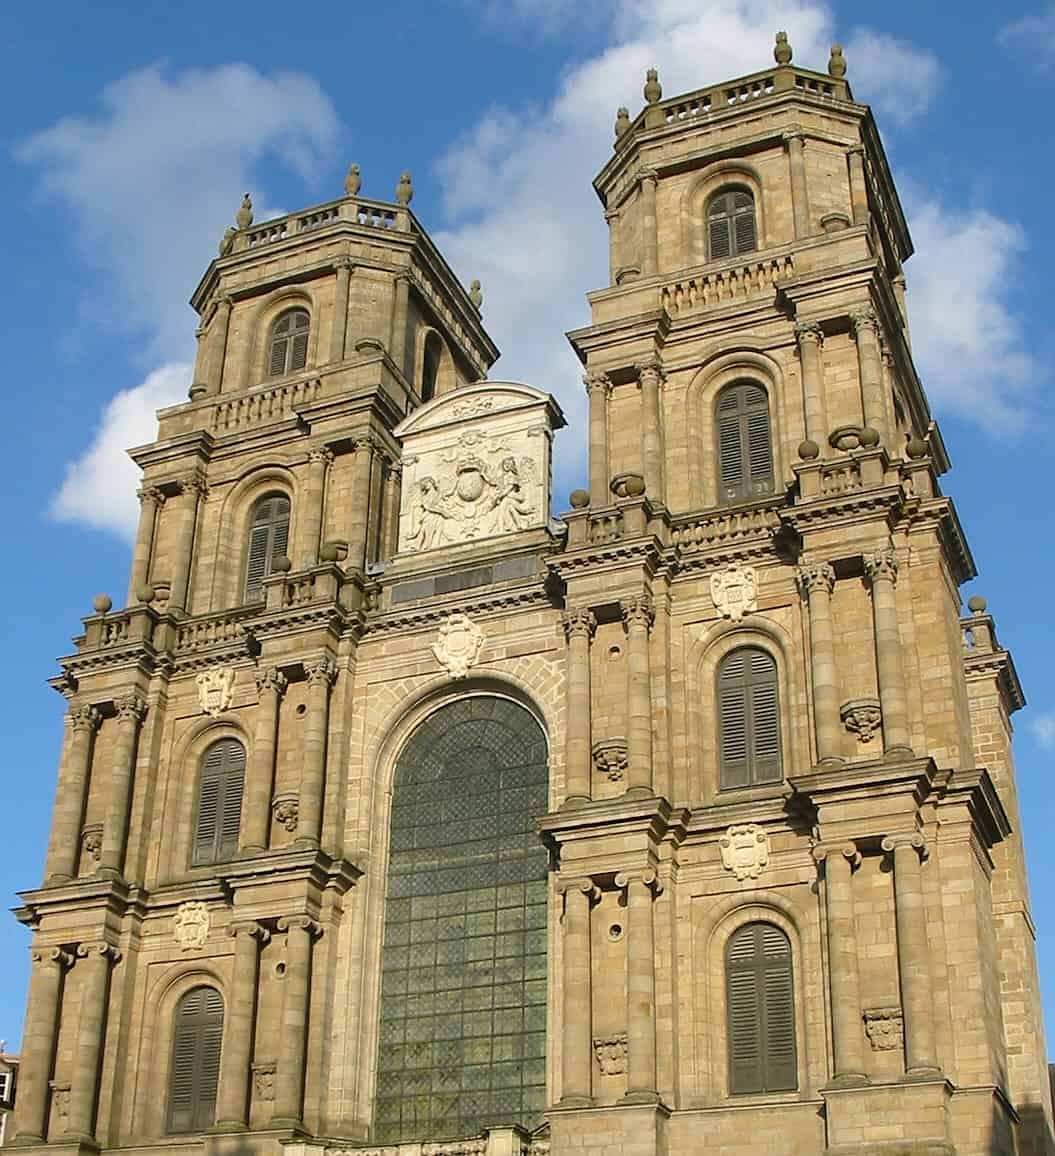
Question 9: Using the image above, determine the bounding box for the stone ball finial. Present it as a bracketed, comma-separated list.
[906, 436, 927, 459]
[624, 474, 646, 498]
[828, 43, 847, 78]
[344, 163, 362, 197]
[798, 438, 820, 461]
[774, 30, 793, 65]
[615, 107, 631, 139]
[272, 555, 292, 574]
[469, 279, 483, 311]
[569, 489, 590, 509]
[135, 583, 156, 605]
[236, 193, 254, 230]
[968, 595, 988, 615]
[218, 226, 236, 257]
[92, 593, 113, 615]
[643, 68, 662, 104]
[396, 171, 414, 207]
[859, 426, 880, 448]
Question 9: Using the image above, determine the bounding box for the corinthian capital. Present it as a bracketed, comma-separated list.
[562, 607, 596, 641]
[255, 668, 288, 699]
[69, 704, 101, 733]
[304, 656, 338, 687]
[636, 355, 666, 386]
[114, 692, 148, 724]
[864, 547, 898, 585]
[137, 485, 166, 508]
[797, 562, 835, 598]
[637, 166, 659, 186]
[794, 320, 824, 347]
[620, 594, 654, 631]
[307, 446, 334, 468]
[583, 369, 612, 397]
[173, 472, 208, 500]
[851, 308, 878, 337]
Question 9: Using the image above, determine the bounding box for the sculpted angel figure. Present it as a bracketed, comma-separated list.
[486, 456, 535, 532]
[406, 476, 460, 550]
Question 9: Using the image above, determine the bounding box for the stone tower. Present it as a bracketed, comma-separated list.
[11, 34, 1051, 1156]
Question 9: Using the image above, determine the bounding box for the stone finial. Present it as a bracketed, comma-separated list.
[614, 107, 631, 139]
[344, 162, 361, 197]
[218, 226, 236, 257]
[272, 554, 292, 574]
[469, 279, 483, 311]
[774, 30, 793, 65]
[235, 193, 254, 230]
[906, 435, 927, 459]
[643, 67, 662, 104]
[135, 583, 155, 605]
[569, 489, 590, 509]
[396, 171, 414, 207]
[92, 593, 112, 615]
[968, 594, 987, 615]
[798, 438, 820, 461]
[828, 43, 847, 78]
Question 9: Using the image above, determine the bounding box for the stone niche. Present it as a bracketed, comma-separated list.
[392, 380, 565, 557]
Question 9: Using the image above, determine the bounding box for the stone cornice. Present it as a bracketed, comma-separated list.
[962, 645, 1025, 716]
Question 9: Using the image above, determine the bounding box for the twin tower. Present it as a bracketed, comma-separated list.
[12, 34, 1051, 1156]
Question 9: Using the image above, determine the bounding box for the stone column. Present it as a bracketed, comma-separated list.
[12, 947, 72, 1143]
[561, 609, 595, 806]
[215, 922, 269, 1131]
[206, 295, 232, 396]
[882, 833, 938, 1074]
[787, 133, 810, 238]
[346, 437, 376, 573]
[615, 869, 661, 1101]
[381, 463, 402, 559]
[621, 595, 654, 797]
[851, 309, 887, 443]
[584, 371, 611, 505]
[389, 273, 411, 377]
[637, 357, 666, 505]
[813, 843, 867, 1083]
[243, 668, 287, 853]
[795, 321, 827, 450]
[168, 474, 205, 616]
[365, 449, 385, 565]
[126, 486, 163, 604]
[847, 146, 869, 227]
[605, 208, 621, 283]
[797, 563, 843, 765]
[329, 257, 353, 364]
[271, 916, 321, 1129]
[298, 447, 333, 569]
[556, 878, 599, 1106]
[99, 692, 148, 878]
[639, 169, 659, 277]
[296, 657, 337, 847]
[66, 942, 120, 1144]
[864, 549, 912, 755]
[46, 705, 100, 883]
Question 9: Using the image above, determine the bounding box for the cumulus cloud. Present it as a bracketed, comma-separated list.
[999, 5, 1055, 69]
[50, 363, 191, 541]
[1031, 712, 1055, 750]
[19, 62, 340, 538]
[842, 29, 941, 125]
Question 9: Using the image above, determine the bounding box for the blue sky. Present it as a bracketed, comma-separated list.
[2, 1, 1053, 1050]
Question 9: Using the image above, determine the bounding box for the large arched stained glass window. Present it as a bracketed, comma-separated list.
[376, 697, 549, 1143]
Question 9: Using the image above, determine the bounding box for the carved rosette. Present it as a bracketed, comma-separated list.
[196, 667, 236, 716]
[591, 738, 628, 782]
[719, 824, 770, 881]
[863, 1006, 904, 1051]
[593, 1032, 629, 1076]
[272, 793, 300, 833]
[173, 901, 210, 950]
[432, 614, 485, 679]
[710, 564, 758, 622]
[841, 697, 882, 743]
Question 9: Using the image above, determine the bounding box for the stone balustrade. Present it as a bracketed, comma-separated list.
[174, 607, 258, 652]
[661, 253, 794, 315]
[670, 499, 783, 552]
[212, 376, 321, 432]
[242, 196, 401, 250]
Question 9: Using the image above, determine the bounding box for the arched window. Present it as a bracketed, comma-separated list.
[716, 382, 774, 502]
[726, 922, 796, 1095]
[708, 188, 757, 260]
[168, 986, 223, 1133]
[192, 739, 245, 866]
[267, 308, 310, 377]
[718, 648, 782, 789]
[375, 697, 549, 1143]
[421, 330, 442, 401]
[244, 493, 290, 603]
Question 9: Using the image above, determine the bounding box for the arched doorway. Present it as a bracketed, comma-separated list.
[375, 696, 549, 1142]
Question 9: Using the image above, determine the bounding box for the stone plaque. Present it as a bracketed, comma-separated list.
[173, 901, 210, 949]
[196, 667, 235, 717]
[719, 823, 770, 881]
[710, 564, 758, 622]
[432, 614, 485, 679]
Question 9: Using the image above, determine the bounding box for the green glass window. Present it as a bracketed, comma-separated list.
[375, 697, 549, 1143]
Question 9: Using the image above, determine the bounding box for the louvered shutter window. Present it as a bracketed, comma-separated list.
[716, 382, 774, 502]
[267, 308, 310, 378]
[718, 648, 782, 789]
[168, 987, 224, 1133]
[707, 189, 757, 261]
[243, 493, 291, 603]
[193, 739, 245, 866]
[726, 923, 796, 1095]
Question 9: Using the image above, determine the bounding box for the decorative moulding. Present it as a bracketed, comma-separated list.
[863, 1005, 903, 1051]
[432, 614, 485, 679]
[272, 793, 299, 833]
[80, 823, 103, 864]
[252, 1062, 276, 1101]
[196, 667, 236, 716]
[591, 738, 628, 782]
[719, 823, 770, 881]
[173, 900, 210, 950]
[841, 697, 882, 743]
[593, 1032, 629, 1076]
[710, 564, 757, 622]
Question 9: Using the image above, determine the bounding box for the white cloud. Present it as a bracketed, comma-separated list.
[999, 5, 1055, 69]
[1031, 712, 1055, 750]
[843, 29, 941, 125]
[19, 62, 340, 538]
[902, 196, 1035, 434]
[50, 364, 191, 542]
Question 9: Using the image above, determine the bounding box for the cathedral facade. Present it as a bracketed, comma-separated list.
[10, 34, 1052, 1156]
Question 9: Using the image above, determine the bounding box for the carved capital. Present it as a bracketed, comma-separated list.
[620, 594, 654, 631]
[637, 166, 659, 186]
[636, 355, 665, 388]
[881, 831, 926, 859]
[304, 656, 338, 688]
[794, 320, 824, 347]
[173, 472, 208, 500]
[307, 446, 334, 468]
[562, 607, 596, 641]
[334, 255, 356, 274]
[114, 691, 148, 724]
[797, 561, 835, 598]
[75, 940, 121, 965]
[229, 920, 270, 946]
[69, 704, 101, 734]
[276, 914, 322, 939]
[556, 876, 601, 904]
[614, 867, 661, 896]
[583, 369, 613, 397]
[255, 667, 288, 700]
[353, 434, 381, 457]
[137, 485, 166, 508]
[386, 462, 403, 484]
[812, 840, 861, 869]
[851, 308, 878, 337]
[31, 946, 73, 970]
[784, 130, 807, 149]
[864, 547, 899, 585]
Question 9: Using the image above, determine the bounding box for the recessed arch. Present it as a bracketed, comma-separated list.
[682, 162, 768, 265]
[243, 287, 319, 387]
[413, 325, 457, 400]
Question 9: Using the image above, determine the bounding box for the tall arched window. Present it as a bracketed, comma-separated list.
[244, 493, 290, 603]
[375, 697, 549, 1143]
[192, 739, 245, 866]
[268, 308, 310, 377]
[708, 188, 757, 260]
[716, 382, 774, 502]
[718, 648, 782, 789]
[421, 330, 442, 401]
[168, 987, 224, 1133]
[726, 922, 796, 1094]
